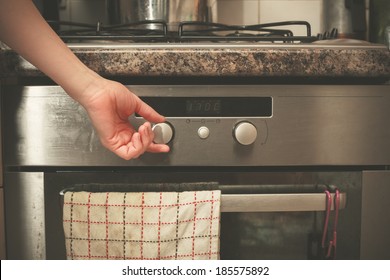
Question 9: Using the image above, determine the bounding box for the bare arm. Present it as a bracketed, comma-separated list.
[0, 0, 169, 159]
[0, 0, 94, 99]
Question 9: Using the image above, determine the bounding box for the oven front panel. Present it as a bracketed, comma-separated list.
[4, 170, 362, 260]
[3, 85, 390, 167]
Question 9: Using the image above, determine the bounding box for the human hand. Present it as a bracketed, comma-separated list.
[76, 76, 170, 160]
[0, 0, 168, 160]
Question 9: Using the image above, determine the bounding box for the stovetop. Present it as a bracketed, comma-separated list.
[50, 20, 386, 50]
[50, 20, 330, 43]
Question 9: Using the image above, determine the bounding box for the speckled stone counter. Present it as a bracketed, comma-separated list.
[1, 41, 390, 80]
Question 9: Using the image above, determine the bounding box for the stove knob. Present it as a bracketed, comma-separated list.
[152, 122, 174, 144]
[233, 121, 257, 145]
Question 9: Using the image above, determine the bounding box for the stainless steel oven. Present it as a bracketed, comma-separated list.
[2, 84, 390, 259]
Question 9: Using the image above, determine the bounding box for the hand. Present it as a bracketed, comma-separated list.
[0, 0, 169, 160]
[77, 76, 170, 160]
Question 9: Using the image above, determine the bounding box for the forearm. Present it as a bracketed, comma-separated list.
[0, 0, 169, 159]
[0, 0, 97, 104]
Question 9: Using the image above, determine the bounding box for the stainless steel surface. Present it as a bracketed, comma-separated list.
[106, 0, 217, 31]
[4, 172, 45, 259]
[107, 0, 168, 29]
[323, 0, 366, 39]
[324, 0, 352, 34]
[369, 0, 390, 44]
[221, 192, 346, 212]
[1, 72, 387, 259]
[3, 85, 390, 167]
[0, 86, 4, 259]
[0, 87, 2, 187]
[0, 189, 5, 259]
[386, 26, 390, 49]
[64, 41, 389, 49]
[361, 171, 390, 259]
[0, 83, 2, 187]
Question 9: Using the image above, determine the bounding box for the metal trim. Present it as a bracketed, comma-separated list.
[221, 192, 346, 212]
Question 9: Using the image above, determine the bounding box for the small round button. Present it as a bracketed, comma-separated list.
[152, 122, 174, 144]
[198, 126, 210, 139]
[233, 121, 257, 145]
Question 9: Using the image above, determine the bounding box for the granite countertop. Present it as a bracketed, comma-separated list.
[1, 40, 390, 80]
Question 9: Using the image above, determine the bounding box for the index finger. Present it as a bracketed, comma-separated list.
[134, 95, 166, 124]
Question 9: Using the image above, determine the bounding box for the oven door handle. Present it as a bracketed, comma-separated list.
[220, 192, 346, 212]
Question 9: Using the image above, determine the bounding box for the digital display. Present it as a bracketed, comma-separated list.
[186, 99, 221, 116]
[139, 97, 272, 117]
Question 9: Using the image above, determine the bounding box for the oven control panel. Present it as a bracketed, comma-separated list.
[5, 84, 390, 167]
[152, 121, 258, 146]
[137, 94, 272, 150]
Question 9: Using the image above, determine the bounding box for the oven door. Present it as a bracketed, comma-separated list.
[5, 169, 362, 260]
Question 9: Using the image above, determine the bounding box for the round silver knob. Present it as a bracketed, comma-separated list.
[152, 122, 174, 144]
[233, 121, 257, 145]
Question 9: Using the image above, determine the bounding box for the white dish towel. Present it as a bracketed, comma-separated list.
[63, 190, 221, 260]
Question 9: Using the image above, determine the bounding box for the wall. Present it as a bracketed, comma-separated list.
[217, 0, 371, 38]
[218, 0, 323, 35]
[59, 0, 108, 24]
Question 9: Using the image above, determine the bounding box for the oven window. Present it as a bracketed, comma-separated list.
[221, 212, 321, 260]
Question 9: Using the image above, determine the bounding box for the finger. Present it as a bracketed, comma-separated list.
[112, 135, 169, 159]
[130, 132, 144, 159]
[141, 122, 152, 138]
[113, 132, 143, 160]
[139, 123, 153, 152]
[140, 122, 169, 153]
[134, 95, 165, 124]
[147, 143, 170, 153]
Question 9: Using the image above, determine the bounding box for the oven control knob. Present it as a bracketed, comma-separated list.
[233, 121, 257, 145]
[152, 122, 174, 144]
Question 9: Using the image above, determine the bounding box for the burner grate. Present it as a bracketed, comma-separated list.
[48, 20, 168, 41]
[178, 21, 318, 43]
[48, 20, 336, 43]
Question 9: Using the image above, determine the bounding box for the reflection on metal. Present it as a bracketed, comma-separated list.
[4, 172, 45, 260]
[221, 192, 346, 212]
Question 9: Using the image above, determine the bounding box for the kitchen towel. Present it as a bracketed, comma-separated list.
[63, 190, 221, 260]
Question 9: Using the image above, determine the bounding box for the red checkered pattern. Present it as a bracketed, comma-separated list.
[63, 190, 221, 260]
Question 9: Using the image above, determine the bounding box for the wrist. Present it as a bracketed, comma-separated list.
[61, 67, 104, 107]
